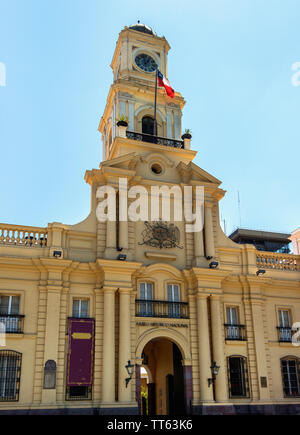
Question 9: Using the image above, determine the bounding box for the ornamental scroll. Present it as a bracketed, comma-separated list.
[66, 318, 95, 387]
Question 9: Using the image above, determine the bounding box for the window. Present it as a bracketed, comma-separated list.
[72, 299, 89, 318]
[278, 309, 292, 342]
[142, 116, 155, 136]
[0, 295, 21, 333]
[66, 386, 92, 401]
[281, 358, 300, 397]
[139, 283, 153, 317]
[226, 306, 239, 339]
[0, 350, 22, 401]
[228, 356, 249, 398]
[167, 284, 180, 318]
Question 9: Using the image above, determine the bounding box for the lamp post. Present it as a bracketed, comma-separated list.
[208, 361, 220, 387]
[125, 360, 134, 388]
[256, 269, 266, 276]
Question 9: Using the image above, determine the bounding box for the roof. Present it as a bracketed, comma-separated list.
[229, 228, 291, 243]
[129, 22, 156, 36]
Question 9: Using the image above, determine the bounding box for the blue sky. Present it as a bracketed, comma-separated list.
[0, 0, 299, 238]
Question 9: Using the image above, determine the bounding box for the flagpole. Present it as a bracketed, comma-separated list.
[154, 68, 158, 136]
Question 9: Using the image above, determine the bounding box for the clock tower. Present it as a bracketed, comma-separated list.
[99, 23, 186, 160]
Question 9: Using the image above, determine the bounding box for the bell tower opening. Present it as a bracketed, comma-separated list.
[142, 116, 155, 136]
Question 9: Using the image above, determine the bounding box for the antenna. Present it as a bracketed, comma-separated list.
[221, 214, 227, 235]
[237, 190, 242, 228]
[223, 218, 227, 235]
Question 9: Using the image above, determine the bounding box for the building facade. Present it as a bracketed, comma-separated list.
[291, 228, 300, 255]
[0, 24, 300, 415]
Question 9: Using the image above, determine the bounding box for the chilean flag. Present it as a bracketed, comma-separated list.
[157, 70, 175, 98]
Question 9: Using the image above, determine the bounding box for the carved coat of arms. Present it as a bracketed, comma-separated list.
[139, 221, 182, 249]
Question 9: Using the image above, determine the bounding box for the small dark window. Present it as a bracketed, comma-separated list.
[142, 116, 154, 135]
[66, 386, 92, 401]
[43, 360, 56, 389]
[281, 358, 300, 397]
[228, 356, 249, 398]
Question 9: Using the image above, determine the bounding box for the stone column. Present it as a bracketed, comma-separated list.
[118, 287, 132, 402]
[194, 229, 205, 266]
[118, 181, 129, 250]
[41, 284, 62, 404]
[204, 204, 215, 258]
[196, 293, 214, 402]
[106, 220, 116, 249]
[210, 294, 227, 402]
[102, 287, 116, 403]
[135, 362, 142, 415]
[250, 297, 271, 401]
[182, 362, 193, 415]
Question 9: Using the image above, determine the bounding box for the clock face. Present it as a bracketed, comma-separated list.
[135, 53, 157, 72]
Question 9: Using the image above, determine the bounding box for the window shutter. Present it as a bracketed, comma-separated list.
[140, 283, 146, 300]
[10, 296, 20, 315]
[0, 296, 9, 315]
[72, 300, 80, 317]
[146, 283, 153, 300]
[173, 285, 180, 302]
[81, 300, 89, 318]
[167, 285, 172, 301]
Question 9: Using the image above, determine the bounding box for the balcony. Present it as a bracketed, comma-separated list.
[0, 224, 47, 248]
[277, 326, 292, 343]
[135, 300, 189, 319]
[256, 252, 299, 271]
[126, 131, 184, 149]
[0, 315, 25, 334]
[224, 324, 247, 341]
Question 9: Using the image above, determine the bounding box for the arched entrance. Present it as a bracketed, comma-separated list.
[137, 338, 189, 415]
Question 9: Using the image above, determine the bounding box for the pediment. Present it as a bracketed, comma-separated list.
[100, 152, 140, 171]
[176, 161, 222, 186]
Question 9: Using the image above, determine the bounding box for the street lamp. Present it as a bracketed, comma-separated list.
[209, 261, 219, 269]
[208, 361, 220, 387]
[125, 360, 134, 388]
[256, 269, 266, 276]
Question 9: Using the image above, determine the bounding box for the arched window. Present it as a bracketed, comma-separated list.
[227, 355, 250, 398]
[43, 360, 56, 389]
[142, 116, 155, 136]
[0, 350, 22, 401]
[281, 356, 300, 397]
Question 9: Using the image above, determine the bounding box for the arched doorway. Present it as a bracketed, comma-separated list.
[138, 338, 187, 415]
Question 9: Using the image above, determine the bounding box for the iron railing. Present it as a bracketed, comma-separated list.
[126, 131, 184, 149]
[0, 315, 25, 334]
[224, 324, 247, 341]
[135, 300, 189, 319]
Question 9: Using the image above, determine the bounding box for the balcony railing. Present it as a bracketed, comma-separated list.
[0, 315, 25, 334]
[135, 300, 189, 319]
[0, 224, 47, 248]
[224, 324, 247, 341]
[277, 326, 292, 342]
[256, 252, 299, 271]
[126, 131, 184, 149]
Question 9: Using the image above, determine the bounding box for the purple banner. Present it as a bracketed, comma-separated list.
[66, 318, 95, 387]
